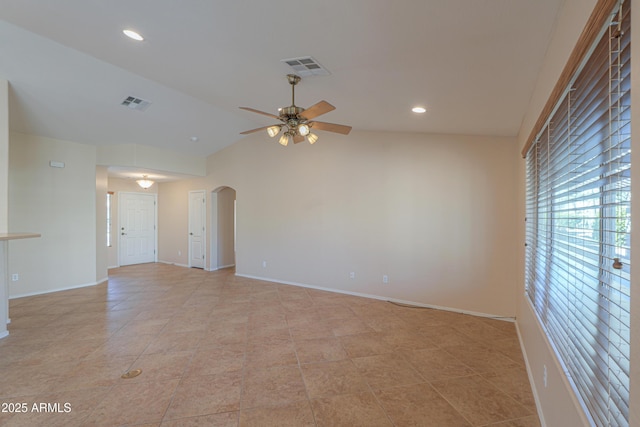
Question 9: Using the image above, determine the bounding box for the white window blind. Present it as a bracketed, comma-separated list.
[524, 1, 630, 426]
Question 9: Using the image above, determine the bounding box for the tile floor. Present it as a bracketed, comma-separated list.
[0, 263, 540, 426]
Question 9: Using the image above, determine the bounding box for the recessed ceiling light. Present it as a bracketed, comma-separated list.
[123, 29, 144, 41]
[190, 136, 199, 142]
[412, 106, 427, 113]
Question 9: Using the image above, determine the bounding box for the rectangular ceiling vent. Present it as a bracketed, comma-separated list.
[121, 96, 152, 111]
[281, 56, 330, 77]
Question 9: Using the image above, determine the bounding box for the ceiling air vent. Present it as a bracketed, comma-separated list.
[281, 56, 330, 77]
[121, 96, 152, 111]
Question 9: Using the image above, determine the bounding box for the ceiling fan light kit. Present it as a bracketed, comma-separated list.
[267, 125, 281, 137]
[298, 123, 310, 136]
[240, 74, 351, 146]
[307, 133, 319, 144]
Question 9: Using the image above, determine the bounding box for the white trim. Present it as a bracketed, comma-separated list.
[96, 277, 108, 285]
[235, 273, 515, 321]
[107, 265, 119, 270]
[9, 280, 102, 299]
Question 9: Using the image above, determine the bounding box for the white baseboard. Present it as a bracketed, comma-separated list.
[157, 260, 190, 268]
[10, 280, 102, 300]
[208, 264, 235, 271]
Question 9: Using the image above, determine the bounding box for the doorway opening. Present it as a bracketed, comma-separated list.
[210, 186, 236, 271]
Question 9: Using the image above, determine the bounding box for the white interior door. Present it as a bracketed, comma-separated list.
[189, 190, 206, 268]
[119, 193, 156, 266]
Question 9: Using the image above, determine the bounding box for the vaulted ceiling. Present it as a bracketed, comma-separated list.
[0, 0, 564, 159]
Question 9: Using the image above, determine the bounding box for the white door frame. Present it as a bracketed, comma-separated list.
[117, 192, 158, 267]
[209, 191, 218, 271]
[188, 190, 206, 268]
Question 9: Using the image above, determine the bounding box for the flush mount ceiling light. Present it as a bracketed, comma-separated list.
[123, 29, 144, 41]
[239, 74, 352, 146]
[412, 106, 427, 113]
[136, 175, 154, 189]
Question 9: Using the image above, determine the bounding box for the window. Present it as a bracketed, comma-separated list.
[524, 1, 630, 426]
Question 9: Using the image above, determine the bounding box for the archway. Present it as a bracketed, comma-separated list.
[209, 186, 236, 271]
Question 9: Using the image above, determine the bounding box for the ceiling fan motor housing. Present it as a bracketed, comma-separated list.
[280, 106, 307, 135]
[280, 106, 304, 118]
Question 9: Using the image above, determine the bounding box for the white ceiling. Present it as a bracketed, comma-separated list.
[0, 0, 564, 161]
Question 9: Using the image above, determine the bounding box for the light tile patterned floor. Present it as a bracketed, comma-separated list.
[0, 263, 540, 426]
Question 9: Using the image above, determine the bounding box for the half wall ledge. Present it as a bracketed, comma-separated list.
[0, 232, 41, 339]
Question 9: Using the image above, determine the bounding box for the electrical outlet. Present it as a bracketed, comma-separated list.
[178, 250, 181, 256]
[262, 261, 267, 268]
[383, 275, 389, 284]
[349, 272, 355, 279]
[11, 274, 18, 282]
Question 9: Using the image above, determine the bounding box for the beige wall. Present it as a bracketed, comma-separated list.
[97, 144, 206, 177]
[158, 183, 235, 270]
[8, 132, 98, 297]
[106, 177, 158, 268]
[155, 130, 521, 317]
[158, 177, 208, 267]
[0, 80, 8, 232]
[231, 131, 519, 317]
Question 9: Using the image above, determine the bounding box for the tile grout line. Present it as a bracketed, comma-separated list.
[155, 275, 216, 425]
[288, 298, 320, 427]
[236, 301, 250, 424]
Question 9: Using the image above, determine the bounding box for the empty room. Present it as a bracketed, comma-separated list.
[0, 0, 637, 426]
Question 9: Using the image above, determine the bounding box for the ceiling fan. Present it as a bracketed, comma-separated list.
[239, 74, 352, 146]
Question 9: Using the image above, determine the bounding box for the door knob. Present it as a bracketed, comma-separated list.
[121, 232, 127, 235]
[190, 232, 193, 235]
